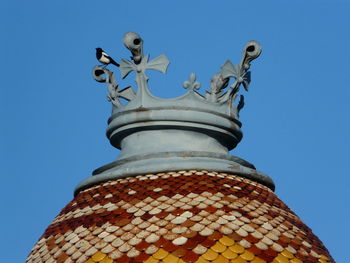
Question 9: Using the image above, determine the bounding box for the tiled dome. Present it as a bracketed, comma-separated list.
[26, 170, 333, 263]
[26, 33, 334, 263]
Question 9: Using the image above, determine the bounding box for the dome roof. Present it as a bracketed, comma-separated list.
[26, 33, 334, 263]
[26, 170, 333, 263]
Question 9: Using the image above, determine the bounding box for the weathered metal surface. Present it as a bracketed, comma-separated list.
[79, 32, 274, 193]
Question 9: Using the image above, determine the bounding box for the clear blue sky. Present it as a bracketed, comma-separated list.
[1, 1, 349, 262]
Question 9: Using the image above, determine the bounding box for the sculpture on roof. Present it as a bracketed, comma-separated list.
[82, 31, 273, 193]
[92, 32, 261, 117]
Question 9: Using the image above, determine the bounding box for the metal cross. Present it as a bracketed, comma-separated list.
[119, 55, 170, 104]
[119, 54, 170, 80]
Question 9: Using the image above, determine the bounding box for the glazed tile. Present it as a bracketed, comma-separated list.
[25, 170, 334, 263]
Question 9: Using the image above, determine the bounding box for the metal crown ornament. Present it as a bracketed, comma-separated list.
[93, 32, 261, 115]
[77, 32, 273, 194]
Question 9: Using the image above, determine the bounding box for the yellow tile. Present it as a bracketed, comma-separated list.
[153, 248, 169, 260]
[211, 242, 227, 253]
[290, 258, 303, 263]
[281, 250, 294, 259]
[163, 253, 179, 263]
[222, 248, 238, 260]
[229, 244, 245, 254]
[179, 260, 187, 263]
[231, 256, 247, 263]
[251, 257, 266, 263]
[91, 251, 106, 262]
[85, 259, 95, 263]
[100, 257, 113, 263]
[274, 254, 289, 263]
[240, 250, 254, 261]
[320, 255, 329, 260]
[202, 249, 219, 261]
[219, 236, 235, 247]
[195, 257, 210, 263]
[213, 255, 229, 263]
[144, 256, 159, 263]
[319, 259, 328, 263]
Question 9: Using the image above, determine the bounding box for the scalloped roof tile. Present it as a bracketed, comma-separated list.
[26, 171, 333, 263]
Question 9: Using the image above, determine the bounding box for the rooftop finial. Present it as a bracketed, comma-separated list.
[92, 32, 261, 115]
[78, 32, 273, 194]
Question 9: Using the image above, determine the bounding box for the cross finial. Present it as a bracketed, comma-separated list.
[119, 54, 170, 80]
[119, 32, 170, 99]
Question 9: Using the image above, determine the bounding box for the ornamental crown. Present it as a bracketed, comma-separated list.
[92, 32, 261, 150]
[76, 32, 272, 194]
[93, 32, 261, 115]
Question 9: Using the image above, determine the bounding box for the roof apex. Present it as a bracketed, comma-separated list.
[75, 32, 274, 194]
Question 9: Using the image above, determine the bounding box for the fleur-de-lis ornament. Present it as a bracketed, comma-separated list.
[183, 73, 201, 91]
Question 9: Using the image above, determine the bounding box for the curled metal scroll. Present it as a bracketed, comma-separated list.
[241, 41, 262, 70]
[92, 66, 135, 107]
[207, 41, 262, 114]
[123, 32, 143, 64]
